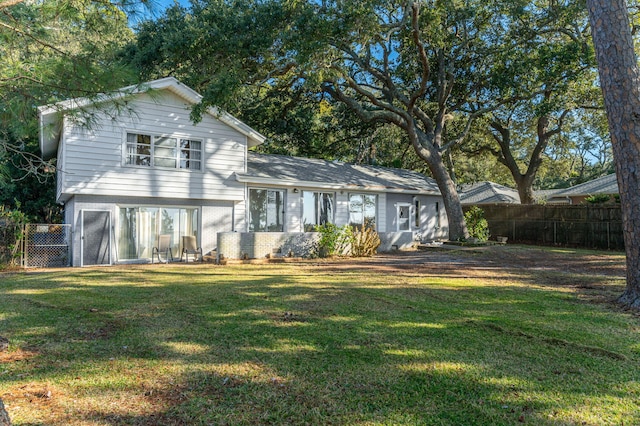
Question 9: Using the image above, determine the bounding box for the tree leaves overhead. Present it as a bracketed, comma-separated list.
[454, 0, 605, 203]
[0, 0, 139, 220]
[127, 0, 620, 235]
[0, 0, 624, 221]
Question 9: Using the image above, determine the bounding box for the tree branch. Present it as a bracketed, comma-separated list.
[321, 81, 407, 129]
[0, 0, 24, 10]
[408, 1, 429, 110]
[0, 15, 68, 56]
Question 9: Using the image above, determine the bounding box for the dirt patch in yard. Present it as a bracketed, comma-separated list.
[309, 245, 625, 277]
[305, 245, 627, 307]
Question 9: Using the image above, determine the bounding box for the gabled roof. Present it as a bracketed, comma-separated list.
[38, 77, 266, 158]
[459, 181, 520, 204]
[549, 173, 618, 197]
[236, 153, 441, 195]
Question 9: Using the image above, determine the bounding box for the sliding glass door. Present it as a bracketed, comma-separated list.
[117, 206, 198, 261]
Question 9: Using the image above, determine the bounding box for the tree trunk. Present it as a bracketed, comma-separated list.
[411, 137, 468, 240]
[587, 0, 640, 308]
[514, 174, 536, 205]
[430, 156, 468, 241]
[0, 398, 10, 426]
[490, 116, 552, 205]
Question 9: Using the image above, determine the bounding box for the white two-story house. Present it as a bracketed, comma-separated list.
[39, 77, 448, 266]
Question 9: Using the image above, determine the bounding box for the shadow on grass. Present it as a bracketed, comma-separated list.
[0, 255, 637, 425]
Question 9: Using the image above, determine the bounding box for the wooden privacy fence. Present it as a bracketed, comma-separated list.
[466, 204, 624, 251]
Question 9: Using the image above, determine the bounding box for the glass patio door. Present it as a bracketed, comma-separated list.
[117, 207, 198, 261]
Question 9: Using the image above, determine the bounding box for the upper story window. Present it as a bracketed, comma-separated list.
[302, 191, 335, 231]
[349, 193, 377, 230]
[125, 133, 202, 171]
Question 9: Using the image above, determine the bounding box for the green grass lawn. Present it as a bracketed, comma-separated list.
[0, 247, 638, 425]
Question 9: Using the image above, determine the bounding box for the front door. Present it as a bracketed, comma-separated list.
[81, 210, 111, 266]
[396, 203, 414, 232]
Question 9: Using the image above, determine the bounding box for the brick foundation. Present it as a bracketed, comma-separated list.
[217, 231, 419, 260]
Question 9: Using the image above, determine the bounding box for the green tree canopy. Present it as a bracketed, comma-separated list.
[128, 0, 618, 236]
[0, 0, 139, 220]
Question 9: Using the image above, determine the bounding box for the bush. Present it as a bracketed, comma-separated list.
[350, 227, 381, 257]
[464, 206, 489, 242]
[314, 223, 352, 257]
[0, 206, 27, 269]
[585, 194, 611, 204]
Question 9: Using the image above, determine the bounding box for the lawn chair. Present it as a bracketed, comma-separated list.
[152, 234, 173, 263]
[181, 235, 203, 262]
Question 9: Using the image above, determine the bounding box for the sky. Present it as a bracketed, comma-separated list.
[129, 0, 191, 25]
[154, 0, 190, 11]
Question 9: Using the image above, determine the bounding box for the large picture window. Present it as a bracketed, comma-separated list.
[349, 193, 377, 230]
[125, 133, 201, 170]
[249, 189, 285, 232]
[117, 206, 198, 261]
[302, 191, 334, 231]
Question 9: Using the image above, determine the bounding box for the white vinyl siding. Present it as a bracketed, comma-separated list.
[59, 91, 246, 201]
[65, 194, 238, 266]
[56, 134, 65, 203]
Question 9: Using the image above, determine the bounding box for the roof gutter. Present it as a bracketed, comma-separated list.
[234, 173, 441, 195]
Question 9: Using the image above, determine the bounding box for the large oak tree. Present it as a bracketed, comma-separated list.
[461, 0, 601, 203]
[131, 0, 518, 240]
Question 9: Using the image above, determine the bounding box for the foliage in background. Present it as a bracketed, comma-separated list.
[585, 194, 611, 204]
[0, 0, 632, 225]
[0, 206, 27, 269]
[0, 0, 139, 222]
[123, 0, 625, 236]
[464, 206, 490, 242]
[459, 1, 601, 204]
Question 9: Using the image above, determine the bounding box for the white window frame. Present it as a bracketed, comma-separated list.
[124, 131, 203, 171]
[115, 204, 201, 262]
[248, 188, 286, 232]
[302, 191, 335, 231]
[395, 202, 415, 232]
[348, 193, 378, 230]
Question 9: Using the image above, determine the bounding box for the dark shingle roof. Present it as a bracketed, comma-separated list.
[238, 153, 440, 194]
[550, 174, 618, 197]
[459, 181, 520, 204]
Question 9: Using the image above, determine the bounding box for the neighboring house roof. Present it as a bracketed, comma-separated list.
[38, 77, 266, 158]
[549, 173, 618, 198]
[534, 189, 563, 200]
[459, 175, 619, 205]
[236, 153, 441, 195]
[459, 181, 521, 204]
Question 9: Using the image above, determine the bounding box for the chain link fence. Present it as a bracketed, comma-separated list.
[22, 224, 72, 268]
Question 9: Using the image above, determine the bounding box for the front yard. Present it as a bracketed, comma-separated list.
[0, 246, 638, 425]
